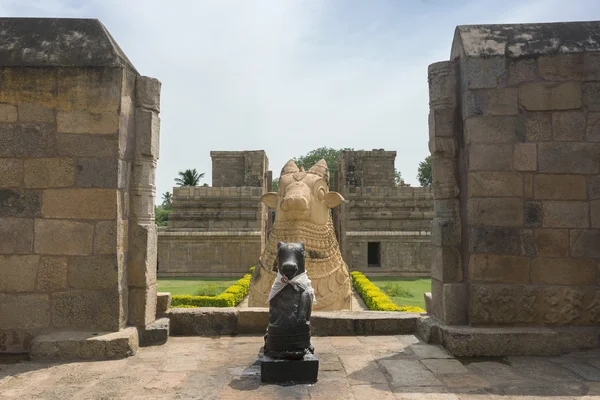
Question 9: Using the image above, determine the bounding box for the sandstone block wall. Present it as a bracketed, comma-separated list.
[0, 18, 160, 353]
[336, 150, 433, 275]
[157, 152, 269, 276]
[429, 22, 600, 327]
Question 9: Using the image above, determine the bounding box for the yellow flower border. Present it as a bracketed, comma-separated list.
[351, 271, 425, 313]
[171, 267, 254, 308]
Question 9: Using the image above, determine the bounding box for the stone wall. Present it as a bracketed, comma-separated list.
[429, 22, 600, 330]
[157, 152, 269, 276]
[0, 18, 160, 353]
[336, 150, 433, 275]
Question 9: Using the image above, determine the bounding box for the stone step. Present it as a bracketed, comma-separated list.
[166, 307, 420, 336]
[139, 317, 170, 347]
[30, 328, 138, 361]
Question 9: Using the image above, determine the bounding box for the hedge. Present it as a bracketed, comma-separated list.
[350, 271, 425, 313]
[171, 270, 253, 308]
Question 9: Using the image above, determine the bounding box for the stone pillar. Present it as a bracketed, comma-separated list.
[428, 61, 466, 324]
[128, 76, 161, 327]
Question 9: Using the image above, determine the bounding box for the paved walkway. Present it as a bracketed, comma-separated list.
[2, 335, 600, 399]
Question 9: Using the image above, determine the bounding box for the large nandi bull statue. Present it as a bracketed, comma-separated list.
[249, 159, 352, 310]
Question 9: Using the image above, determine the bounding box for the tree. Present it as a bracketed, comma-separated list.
[161, 191, 173, 209]
[155, 205, 170, 227]
[417, 156, 432, 187]
[175, 168, 204, 186]
[394, 169, 404, 186]
[272, 178, 279, 192]
[293, 147, 352, 176]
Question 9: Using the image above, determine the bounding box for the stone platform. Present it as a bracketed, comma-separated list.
[3, 335, 600, 399]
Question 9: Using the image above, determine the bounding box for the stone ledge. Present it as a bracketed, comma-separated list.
[156, 292, 172, 315]
[166, 307, 420, 336]
[30, 328, 138, 361]
[139, 318, 169, 347]
[416, 316, 600, 356]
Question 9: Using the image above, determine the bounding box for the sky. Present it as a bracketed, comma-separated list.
[2, 0, 600, 200]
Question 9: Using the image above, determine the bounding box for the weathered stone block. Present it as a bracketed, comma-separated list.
[30, 328, 138, 361]
[429, 137, 455, 156]
[0, 189, 41, 217]
[432, 156, 457, 187]
[430, 245, 462, 283]
[35, 256, 67, 291]
[534, 174, 587, 200]
[583, 82, 600, 111]
[68, 255, 119, 290]
[553, 111, 585, 141]
[465, 116, 521, 143]
[135, 108, 160, 159]
[24, 158, 75, 188]
[54, 134, 119, 157]
[0, 293, 50, 329]
[462, 89, 518, 117]
[429, 108, 455, 137]
[0, 217, 33, 254]
[468, 198, 523, 227]
[542, 201, 589, 228]
[428, 61, 458, 107]
[469, 144, 513, 171]
[520, 82, 582, 111]
[76, 158, 119, 188]
[0, 123, 50, 157]
[129, 285, 158, 327]
[538, 53, 586, 81]
[593, 200, 600, 228]
[156, 292, 172, 313]
[0, 158, 23, 188]
[42, 188, 118, 219]
[0, 67, 57, 107]
[439, 283, 468, 325]
[94, 220, 127, 254]
[525, 113, 552, 141]
[128, 223, 158, 288]
[135, 76, 162, 112]
[513, 143, 537, 171]
[167, 308, 238, 336]
[56, 68, 122, 113]
[18, 103, 54, 123]
[139, 317, 169, 347]
[468, 171, 522, 198]
[524, 201, 542, 227]
[431, 218, 460, 247]
[587, 112, 600, 142]
[460, 57, 505, 89]
[590, 176, 600, 200]
[0, 255, 39, 292]
[52, 290, 120, 331]
[0, 104, 17, 122]
[531, 258, 596, 285]
[469, 254, 530, 284]
[237, 308, 269, 334]
[538, 142, 600, 174]
[35, 219, 94, 256]
[570, 229, 600, 258]
[524, 173, 533, 199]
[534, 229, 569, 257]
[469, 227, 535, 256]
[57, 110, 119, 134]
[508, 58, 537, 86]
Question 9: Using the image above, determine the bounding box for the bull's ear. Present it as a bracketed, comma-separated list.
[261, 192, 278, 208]
[325, 192, 344, 208]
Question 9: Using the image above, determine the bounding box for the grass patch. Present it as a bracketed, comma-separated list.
[157, 277, 238, 296]
[367, 277, 431, 309]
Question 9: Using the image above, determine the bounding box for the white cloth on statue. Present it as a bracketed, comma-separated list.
[266, 271, 317, 305]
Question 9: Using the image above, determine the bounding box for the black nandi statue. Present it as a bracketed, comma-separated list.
[261, 242, 318, 383]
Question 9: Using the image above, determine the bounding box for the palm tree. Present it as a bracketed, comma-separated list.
[161, 191, 173, 209]
[175, 169, 204, 187]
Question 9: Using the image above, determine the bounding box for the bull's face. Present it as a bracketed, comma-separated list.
[261, 159, 344, 225]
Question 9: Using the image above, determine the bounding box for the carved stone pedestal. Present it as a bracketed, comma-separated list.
[260, 354, 319, 384]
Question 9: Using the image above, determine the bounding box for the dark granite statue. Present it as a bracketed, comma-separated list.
[264, 242, 315, 360]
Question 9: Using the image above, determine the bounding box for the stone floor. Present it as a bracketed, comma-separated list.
[2, 335, 600, 399]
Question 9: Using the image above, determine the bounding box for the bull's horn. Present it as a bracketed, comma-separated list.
[281, 160, 299, 175]
[308, 159, 329, 182]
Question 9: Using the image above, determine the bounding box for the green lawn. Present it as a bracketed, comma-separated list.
[157, 277, 238, 296]
[366, 276, 431, 308]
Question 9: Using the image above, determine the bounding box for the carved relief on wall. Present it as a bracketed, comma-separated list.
[470, 285, 596, 326]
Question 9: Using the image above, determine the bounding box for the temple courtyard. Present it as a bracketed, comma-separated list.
[1, 335, 600, 399]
